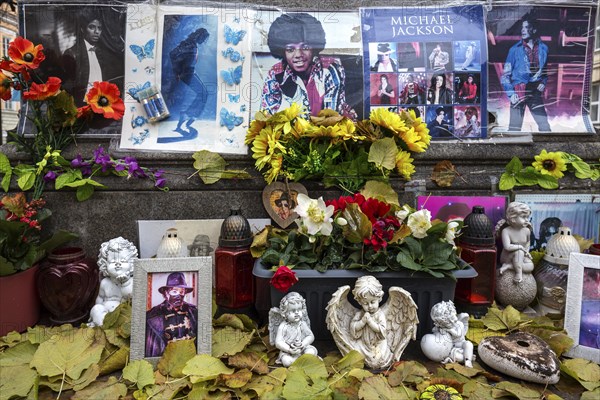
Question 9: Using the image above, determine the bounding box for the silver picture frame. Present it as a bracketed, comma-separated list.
[130, 257, 212, 364]
[564, 253, 600, 361]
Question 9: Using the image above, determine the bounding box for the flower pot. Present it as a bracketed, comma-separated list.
[0, 265, 40, 337]
[37, 247, 99, 325]
[253, 260, 477, 340]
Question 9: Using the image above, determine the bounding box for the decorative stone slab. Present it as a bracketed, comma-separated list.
[478, 332, 560, 384]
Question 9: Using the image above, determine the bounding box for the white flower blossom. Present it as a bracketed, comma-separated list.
[395, 205, 411, 222]
[294, 193, 334, 236]
[445, 220, 461, 245]
[407, 209, 432, 239]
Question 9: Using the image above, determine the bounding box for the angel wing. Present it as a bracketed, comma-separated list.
[381, 286, 419, 362]
[268, 307, 285, 346]
[325, 285, 357, 356]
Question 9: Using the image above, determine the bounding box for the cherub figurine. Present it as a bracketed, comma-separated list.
[498, 201, 534, 283]
[326, 276, 418, 369]
[269, 292, 318, 366]
[421, 300, 474, 368]
[89, 237, 138, 326]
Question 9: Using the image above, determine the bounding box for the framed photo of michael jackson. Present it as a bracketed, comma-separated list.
[130, 257, 212, 364]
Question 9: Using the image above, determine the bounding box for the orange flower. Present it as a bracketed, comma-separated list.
[85, 81, 125, 120]
[77, 105, 92, 119]
[22, 77, 61, 101]
[0, 71, 12, 101]
[7, 37, 45, 71]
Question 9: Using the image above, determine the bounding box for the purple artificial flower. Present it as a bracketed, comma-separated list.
[43, 171, 58, 182]
[71, 154, 93, 176]
[93, 146, 114, 172]
[154, 169, 166, 188]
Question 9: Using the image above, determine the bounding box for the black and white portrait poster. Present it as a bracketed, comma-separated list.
[19, 1, 128, 136]
[119, 4, 254, 153]
[487, 5, 597, 134]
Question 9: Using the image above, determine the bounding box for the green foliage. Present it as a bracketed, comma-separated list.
[499, 152, 599, 191]
[191, 150, 251, 184]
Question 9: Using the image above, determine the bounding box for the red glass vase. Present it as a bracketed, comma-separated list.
[37, 247, 99, 325]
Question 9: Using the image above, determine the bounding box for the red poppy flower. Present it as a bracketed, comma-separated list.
[22, 77, 61, 101]
[76, 105, 92, 119]
[7, 37, 45, 71]
[85, 81, 125, 120]
[0, 71, 12, 101]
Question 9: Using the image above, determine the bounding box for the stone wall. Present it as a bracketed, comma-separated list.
[3, 133, 597, 260]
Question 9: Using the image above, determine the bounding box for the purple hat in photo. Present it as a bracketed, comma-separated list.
[159, 272, 194, 294]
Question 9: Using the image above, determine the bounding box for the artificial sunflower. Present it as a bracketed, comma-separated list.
[400, 127, 429, 153]
[245, 113, 268, 145]
[395, 150, 415, 180]
[22, 77, 61, 101]
[84, 81, 125, 120]
[420, 384, 463, 400]
[370, 107, 408, 134]
[6, 37, 45, 71]
[532, 149, 567, 179]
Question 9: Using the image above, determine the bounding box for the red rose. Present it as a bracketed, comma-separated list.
[270, 266, 298, 293]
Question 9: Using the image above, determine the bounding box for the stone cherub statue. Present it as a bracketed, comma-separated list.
[498, 201, 535, 283]
[326, 276, 419, 369]
[269, 292, 318, 367]
[89, 237, 138, 326]
[420, 300, 474, 368]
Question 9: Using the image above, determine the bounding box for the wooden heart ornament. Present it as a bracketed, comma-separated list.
[262, 182, 308, 228]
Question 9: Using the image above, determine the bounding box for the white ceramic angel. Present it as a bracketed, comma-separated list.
[420, 300, 474, 368]
[89, 237, 138, 326]
[269, 292, 318, 366]
[326, 275, 419, 369]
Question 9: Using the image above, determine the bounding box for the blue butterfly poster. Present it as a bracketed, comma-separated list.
[119, 5, 254, 154]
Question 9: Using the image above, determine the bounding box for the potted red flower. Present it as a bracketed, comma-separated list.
[252, 190, 476, 340]
[0, 192, 77, 336]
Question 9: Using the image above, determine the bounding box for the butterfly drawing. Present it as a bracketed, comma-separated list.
[240, 104, 247, 112]
[220, 108, 244, 131]
[228, 94, 240, 103]
[233, 16, 240, 23]
[131, 114, 149, 129]
[224, 25, 246, 45]
[145, 66, 155, 74]
[129, 39, 155, 62]
[130, 129, 150, 145]
[220, 66, 242, 86]
[127, 81, 151, 101]
[222, 47, 244, 63]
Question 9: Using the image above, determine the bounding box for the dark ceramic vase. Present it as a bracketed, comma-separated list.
[37, 247, 99, 325]
[0, 265, 40, 336]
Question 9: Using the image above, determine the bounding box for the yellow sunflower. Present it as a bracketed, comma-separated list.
[420, 384, 462, 400]
[251, 126, 286, 170]
[395, 150, 415, 180]
[400, 127, 429, 153]
[245, 112, 268, 145]
[369, 108, 407, 134]
[532, 150, 567, 179]
[264, 155, 283, 183]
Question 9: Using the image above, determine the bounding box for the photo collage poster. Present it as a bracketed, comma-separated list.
[119, 4, 254, 153]
[249, 11, 364, 120]
[360, 5, 488, 140]
[19, 1, 128, 136]
[487, 5, 597, 134]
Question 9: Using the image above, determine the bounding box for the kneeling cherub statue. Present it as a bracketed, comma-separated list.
[89, 237, 138, 326]
[269, 292, 319, 367]
[326, 275, 419, 369]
